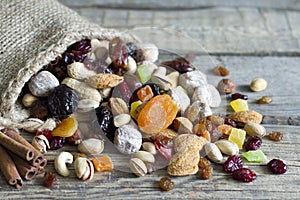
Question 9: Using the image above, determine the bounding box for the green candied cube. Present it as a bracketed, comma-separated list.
[242, 149, 267, 162]
[137, 64, 152, 84]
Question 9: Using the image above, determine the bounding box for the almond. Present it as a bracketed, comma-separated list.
[228, 110, 262, 126]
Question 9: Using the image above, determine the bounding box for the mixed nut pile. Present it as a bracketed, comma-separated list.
[0, 37, 287, 190]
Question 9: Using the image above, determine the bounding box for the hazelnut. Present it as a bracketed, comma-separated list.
[217, 79, 236, 94]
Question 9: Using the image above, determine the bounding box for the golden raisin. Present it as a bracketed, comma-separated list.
[137, 94, 178, 134]
[202, 166, 213, 180]
[213, 65, 229, 76]
[217, 124, 233, 135]
[159, 177, 175, 191]
[269, 131, 283, 142]
[198, 157, 211, 169]
[257, 96, 272, 104]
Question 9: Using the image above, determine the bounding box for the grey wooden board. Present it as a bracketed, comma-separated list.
[58, 1, 300, 54]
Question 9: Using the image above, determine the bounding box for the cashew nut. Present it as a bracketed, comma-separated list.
[54, 151, 73, 177]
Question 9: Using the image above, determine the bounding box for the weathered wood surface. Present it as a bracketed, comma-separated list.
[1, 0, 300, 199]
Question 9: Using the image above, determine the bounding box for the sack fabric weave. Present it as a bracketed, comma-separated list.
[0, 0, 119, 126]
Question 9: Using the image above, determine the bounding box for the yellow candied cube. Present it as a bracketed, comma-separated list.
[230, 99, 248, 112]
[229, 128, 246, 149]
[130, 100, 143, 117]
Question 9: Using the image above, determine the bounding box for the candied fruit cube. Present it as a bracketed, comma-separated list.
[91, 155, 113, 172]
[130, 100, 143, 117]
[137, 94, 178, 135]
[137, 64, 152, 84]
[137, 85, 154, 102]
[52, 117, 78, 137]
[242, 150, 267, 162]
[230, 99, 248, 112]
[228, 128, 246, 149]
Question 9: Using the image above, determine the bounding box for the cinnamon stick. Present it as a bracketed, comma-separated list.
[0, 132, 34, 161]
[0, 145, 23, 189]
[2, 129, 45, 166]
[8, 151, 37, 181]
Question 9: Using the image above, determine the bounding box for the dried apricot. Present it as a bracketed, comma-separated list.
[52, 117, 78, 137]
[137, 94, 178, 134]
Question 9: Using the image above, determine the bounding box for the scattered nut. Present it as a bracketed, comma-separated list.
[205, 143, 223, 163]
[185, 101, 212, 122]
[207, 84, 221, 107]
[21, 118, 44, 133]
[127, 56, 137, 74]
[244, 122, 266, 138]
[109, 97, 129, 115]
[217, 79, 236, 94]
[179, 71, 207, 96]
[77, 99, 100, 112]
[78, 138, 104, 155]
[192, 84, 210, 104]
[32, 135, 50, 153]
[214, 139, 239, 156]
[250, 78, 267, 92]
[22, 93, 38, 107]
[170, 86, 190, 114]
[129, 158, 147, 177]
[113, 113, 131, 127]
[74, 157, 94, 181]
[137, 43, 159, 63]
[86, 73, 124, 89]
[213, 65, 230, 76]
[28, 71, 59, 97]
[166, 71, 179, 88]
[67, 62, 96, 80]
[257, 96, 272, 104]
[132, 150, 155, 163]
[173, 117, 193, 134]
[142, 142, 157, 155]
[54, 151, 73, 177]
[228, 110, 263, 126]
[37, 118, 57, 131]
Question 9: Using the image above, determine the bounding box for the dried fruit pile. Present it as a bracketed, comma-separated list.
[1, 37, 287, 190]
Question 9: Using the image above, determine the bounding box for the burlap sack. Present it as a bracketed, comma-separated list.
[0, 0, 120, 127]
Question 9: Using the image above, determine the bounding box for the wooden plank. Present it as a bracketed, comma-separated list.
[59, 6, 300, 53]
[58, 0, 300, 10]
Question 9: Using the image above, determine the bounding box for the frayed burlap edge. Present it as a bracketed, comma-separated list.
[0, 28, 120, 127]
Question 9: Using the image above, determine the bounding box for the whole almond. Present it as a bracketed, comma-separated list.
[205, 143, 223, 163]
[244, 122, 266, 137]
[109, 97, 129, 115]
[142, 142, 157, 155]
[228, 110, 263, 126]
[86, 74, 124, 89]
[78, 138, 104, 155]
[214, 139, 239, 156]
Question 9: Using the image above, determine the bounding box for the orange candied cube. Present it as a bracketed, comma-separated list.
[217, 124, 233, 135]
[91, 155, 113, 172]
[137, 85, 154, 102]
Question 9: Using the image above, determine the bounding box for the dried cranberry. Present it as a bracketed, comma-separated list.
[224, 117, 237, 127]
[36, 129, 53, 141]
[49, 136, 65, 150]
[244, 136, 262, 151]
[231, 93, 248, 101]
[232, 168, 256, 182]
[267, 159, 287, 174]
[223, 155, 243, 173]
[95, 105, 116, 142]
[48, 85, 79, 120]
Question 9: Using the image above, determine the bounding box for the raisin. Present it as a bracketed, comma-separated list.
[43, 172, 57, 188]
[48, 85, 79, 120]
[223, 155, 243, 173]
[49, 136, 65, 150]
[126, 42, 138, 61]
[95, 105, 116, 142]
[159, 60, 195, 73]
[224, 117, 237, 128]
[213, 65, 230, 76]
[267, 159, 287, 174]
[231, 93, 248, 101]
[232, 168, 256, 182]
[257, 96, 272, 104]
[202, 166, 213, 180]
[198, 157, 211, 169]
[244, 136, 262, 151]
[30, 100, 50, 120]
[159, 177, 175, 191]
[269, 131, 283, 142]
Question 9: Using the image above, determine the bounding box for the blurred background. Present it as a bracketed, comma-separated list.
[58, 0, 300, 55]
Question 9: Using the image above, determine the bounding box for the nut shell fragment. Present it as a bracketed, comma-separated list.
[86, 74, 124, 89]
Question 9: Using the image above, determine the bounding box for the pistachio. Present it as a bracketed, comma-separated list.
[173, 117, 193, 134]
[77, 99, 99, 112]
[185, 101, 212, 123]
[37, 118, 57, 131]
[214, 139, 239, 156]
[132, 151, 155, 163]
[205, 143, 223, 163]
[31, 135, 50, 153]
[129, 158, 147, 177]
[86, 74, 124, 89]
[99, 88, 112, 98]
[67, 62, 97, 80]
[142, 142, 157, 155]
[250, 78, 267, 92]
[113, 113, 131, 127]
[109, 97, 129, 115]
[151, 74, 172, 91]
[21, 118, 44, 133]
[244, 122, 266, 137]
[74, 157, 94, 181]
[78, 138, 104, 155]
[22, 93, 38, 107]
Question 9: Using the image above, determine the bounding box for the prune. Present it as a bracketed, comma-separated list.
[126, 42, 138, 61]
[159, 177, 175, 191]
[244, 136, 262, 151]
[95, 105, 116, 142]
[49, 136, 65, 150]
[30, 100, 50, 120]
[223, 155, 243, 173]
[159, 60, 195, 73]
[48, 85, 79, 120]
[232, 168, 256, 182]
[231, 93, 248, 101]
[267, 159, 287, 174]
